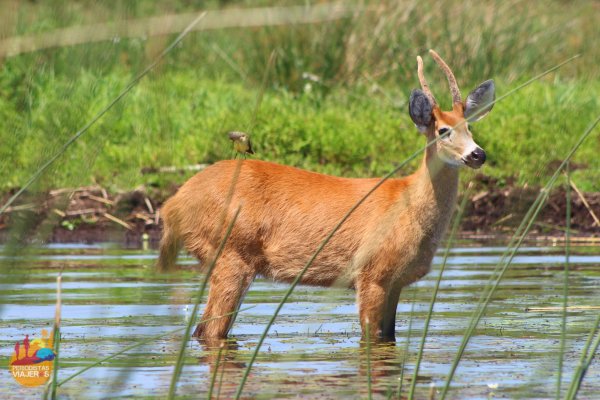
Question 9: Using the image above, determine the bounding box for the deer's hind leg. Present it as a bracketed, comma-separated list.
[193, 251, 255, 341]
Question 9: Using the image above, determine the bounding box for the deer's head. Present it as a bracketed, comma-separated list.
[409, 50, 495, 169]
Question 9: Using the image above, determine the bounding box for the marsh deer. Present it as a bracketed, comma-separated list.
[158, 50, 495, 342]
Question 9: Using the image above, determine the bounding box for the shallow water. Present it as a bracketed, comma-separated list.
[1, 242, 599, 399]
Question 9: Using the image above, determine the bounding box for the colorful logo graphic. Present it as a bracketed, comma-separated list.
[9, 329, 55, 387]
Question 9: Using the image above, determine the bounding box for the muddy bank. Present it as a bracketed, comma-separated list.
[0, 176, 598, 244]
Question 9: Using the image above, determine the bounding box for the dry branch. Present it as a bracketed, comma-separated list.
[569, 178, 600, 227]
[49, 186, 102, 197]
[103, 212, 133, 230]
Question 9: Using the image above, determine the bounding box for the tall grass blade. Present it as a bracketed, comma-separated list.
[408, 183, 472, 400]
[366, 320, 373, 400]
[215, 345, 228, 400]
[566, 314, 600, 400]
[556, 162, 571, 399]
[397, 290, 417, 399]
[168, 206, 242, 399]
[0, 12, 207, 216]
[43, 272, 62, 399]
[207, 343, 225, 400]
[440, 114, 600, 399]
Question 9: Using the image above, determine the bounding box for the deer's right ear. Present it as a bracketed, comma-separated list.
[409, 89, 433, 133]
[464, 80, 495, 122]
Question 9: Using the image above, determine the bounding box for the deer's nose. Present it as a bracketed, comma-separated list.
[464, 147, 486, 169]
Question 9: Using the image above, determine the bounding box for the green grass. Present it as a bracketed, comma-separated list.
[0, 73, 598, 196]
[0, 0, 599, 199]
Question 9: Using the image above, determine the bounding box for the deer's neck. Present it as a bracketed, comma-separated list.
[408, 143, 460, 245]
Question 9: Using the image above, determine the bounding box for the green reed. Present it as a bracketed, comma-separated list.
[43, 273, 62, 400]
[556, 163, 571, 399]
[366, 321, 373, 400]
[207, 343, 225, 400]
[395, 289, 418, 399]
[565, 314, 600, 400]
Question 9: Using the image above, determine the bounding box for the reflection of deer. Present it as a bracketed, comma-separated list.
[158, 50, 495, 342]
[197, 339, 246, 398]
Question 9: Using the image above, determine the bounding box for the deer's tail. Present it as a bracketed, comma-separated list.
[157, 213, 182, 272]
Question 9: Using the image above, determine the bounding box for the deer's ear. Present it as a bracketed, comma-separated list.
[409, 89, 433, 132]
[464, 80, 495, 122]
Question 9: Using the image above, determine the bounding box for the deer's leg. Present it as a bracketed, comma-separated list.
[381, 284, 402, 341]
[356, 276, 387, 341]
[193, 252, 255, 340]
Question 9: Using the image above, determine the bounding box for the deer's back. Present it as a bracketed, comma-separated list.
[162, 160, 411, 285]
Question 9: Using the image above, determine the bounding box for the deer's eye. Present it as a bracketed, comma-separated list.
[438, 127, 450, 136]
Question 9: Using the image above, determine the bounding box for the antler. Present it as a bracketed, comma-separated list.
[429, 49, 461, 104]
[417, 55, 436, 106]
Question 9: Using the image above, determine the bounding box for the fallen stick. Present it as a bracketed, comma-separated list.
[49, 186, 101, 196]
[569, 178, 600, 227]
[103, 212, 133, 230]
[52, 209, 66, 218]
[472, 191, 489, 202]
[144, 197, 154, 214]
[84, 194, 114, 206]
[65, 208, 100, 217]
[134, 213, 153, 224]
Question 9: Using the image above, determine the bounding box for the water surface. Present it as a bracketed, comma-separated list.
[1, 242, 599, 399]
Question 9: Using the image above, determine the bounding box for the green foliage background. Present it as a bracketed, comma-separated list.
[0, 0, 598, 196]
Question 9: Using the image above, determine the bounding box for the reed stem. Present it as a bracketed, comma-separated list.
[556, 163, 571, 399]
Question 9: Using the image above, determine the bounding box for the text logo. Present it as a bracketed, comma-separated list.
[9, 329, 55, 387]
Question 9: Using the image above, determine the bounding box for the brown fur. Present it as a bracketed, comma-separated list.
[159, 110, 479, 341]
[158, 56, 491, 342]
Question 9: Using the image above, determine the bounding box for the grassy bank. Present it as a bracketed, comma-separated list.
[0, 0, 599, 199]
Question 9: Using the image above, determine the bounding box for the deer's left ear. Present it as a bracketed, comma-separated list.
[464, 80, 495, 122]
[409, 89, 433, 133]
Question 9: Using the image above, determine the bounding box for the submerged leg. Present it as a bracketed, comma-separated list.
[193, 252, 255, 340]
[356, 276, 387, 341]
[381, 284, 402, 340]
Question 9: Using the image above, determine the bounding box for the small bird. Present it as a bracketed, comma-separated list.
[228, 131, 254, 157]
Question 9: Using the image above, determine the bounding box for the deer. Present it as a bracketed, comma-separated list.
[157, 50, 495, 343]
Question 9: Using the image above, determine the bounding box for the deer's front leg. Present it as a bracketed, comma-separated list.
[356, 277, 387, 341]
[381, 284, 402, 341]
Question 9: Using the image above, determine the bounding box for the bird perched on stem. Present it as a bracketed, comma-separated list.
[228, 131, 254, 158]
